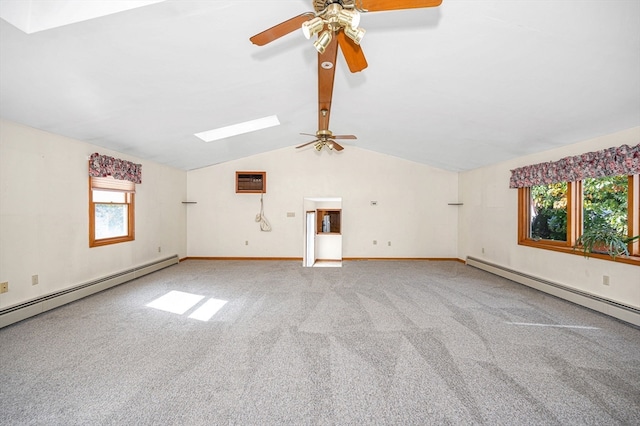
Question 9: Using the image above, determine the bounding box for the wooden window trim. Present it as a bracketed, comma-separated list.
[89, 177, 135, 247]
[629, 174, 640, 257]
[518, 177, 640, 266]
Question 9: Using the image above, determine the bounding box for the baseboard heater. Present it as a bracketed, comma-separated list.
[0, 255, 179, 328]
[466, 256, 640, 327]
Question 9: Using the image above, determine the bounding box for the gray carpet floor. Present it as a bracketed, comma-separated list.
[1, 260, 639, 425]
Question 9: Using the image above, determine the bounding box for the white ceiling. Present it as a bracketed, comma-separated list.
[1, 0, 638, 172]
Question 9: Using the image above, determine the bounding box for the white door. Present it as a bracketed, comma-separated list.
[304, 211, 315, 267]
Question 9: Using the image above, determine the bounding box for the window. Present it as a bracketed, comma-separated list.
[89, 176, 135, 247]
[518, 174, 639, 264]
[582, 175, 628, 236]
[317, 209, 341, 234]
[529, 182, 568, 242]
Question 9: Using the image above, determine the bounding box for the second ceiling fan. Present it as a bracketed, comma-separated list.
[250, 0, 443, 151]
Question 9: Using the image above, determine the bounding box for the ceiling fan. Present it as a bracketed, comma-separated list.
[249, 0, 443, 151]
[296, 109, 357, 151]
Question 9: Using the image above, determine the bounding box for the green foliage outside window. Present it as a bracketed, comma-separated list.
[530, 176, 629, 242]
[530, 182, 568, 241]
[582, 176, 628, 235]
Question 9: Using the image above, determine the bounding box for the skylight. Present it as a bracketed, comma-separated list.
[195, 115, 280, 142]
[0, 0, 165, 34]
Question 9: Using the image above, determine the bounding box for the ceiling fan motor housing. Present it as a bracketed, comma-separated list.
[315, 0, 349, 12]
[317, 129, 333, 138]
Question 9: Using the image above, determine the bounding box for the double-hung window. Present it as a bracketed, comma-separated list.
[89, 176, 135, 247]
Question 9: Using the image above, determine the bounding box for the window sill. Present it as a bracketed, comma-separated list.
[518, 239, 640, 266]
[90, 235, 135, 247]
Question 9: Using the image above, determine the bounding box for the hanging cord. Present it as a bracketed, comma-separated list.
[256, 193, 272, 232]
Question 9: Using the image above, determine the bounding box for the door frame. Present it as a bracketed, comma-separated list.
[303, 197, 342, 267]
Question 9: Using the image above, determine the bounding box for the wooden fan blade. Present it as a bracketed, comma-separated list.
[332, 134, 357, 139]
[360, 0, 442, 12]
[331, 141, 344, 151]
[250, 12, 315, 46]
[318, 35, 339, 131]
[336, 31, 368, 73]
[296, 140, 318, 149]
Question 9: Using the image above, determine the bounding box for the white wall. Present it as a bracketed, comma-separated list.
[0, 120, 187, 309]
[458, 127, 640, 309]
[187, 146, 459, 259]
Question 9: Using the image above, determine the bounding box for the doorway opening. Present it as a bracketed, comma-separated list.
[303, 197, 342, 267]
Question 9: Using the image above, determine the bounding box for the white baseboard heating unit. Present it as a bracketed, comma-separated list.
[0, 255, 179, 328]
[466, 256, 640, 327]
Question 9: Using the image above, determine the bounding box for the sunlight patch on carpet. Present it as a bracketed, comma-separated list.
[146, 290, 204, 314]
[146, 290, 229, 321]
[505, 322, 600, 330]
[188, 298, 228, 321]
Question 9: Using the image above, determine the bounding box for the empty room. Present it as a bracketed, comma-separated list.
[1, 1, 639, 424]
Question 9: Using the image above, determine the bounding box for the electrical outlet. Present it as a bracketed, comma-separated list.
[245, 240, 249, 246]
[373, 240, 377, 245]
[0, 282, 8, 293]
[32, 275, 38, 285]
[603, 275, 610, 286]
[482, 247, 485, 254]
[158, 246, 162, 253]
[388, 241, 391, 246]
[287, 212, 295, 217]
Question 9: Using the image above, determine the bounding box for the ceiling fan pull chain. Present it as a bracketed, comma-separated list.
[256, 193, 272, 232]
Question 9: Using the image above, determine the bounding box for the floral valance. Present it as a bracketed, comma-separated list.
[88, 153, 142, 184]
[509, 143, 640, 188]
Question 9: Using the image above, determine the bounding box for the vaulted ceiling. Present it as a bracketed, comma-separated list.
[1, 0, 638, 171]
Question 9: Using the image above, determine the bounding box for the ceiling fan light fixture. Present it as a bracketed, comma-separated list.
[315, 142, 324, 151]
[337, 9, 360, 29]
[302, 17, 324, 39]
[344, 25, 365, 45]
[314, 30, 333, 54]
